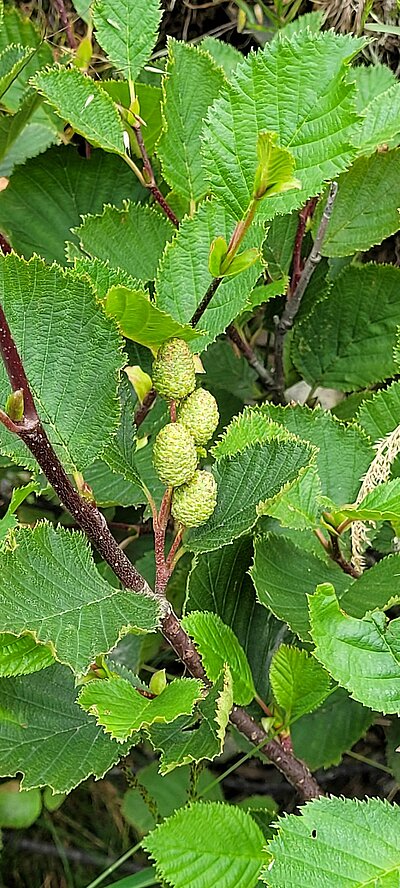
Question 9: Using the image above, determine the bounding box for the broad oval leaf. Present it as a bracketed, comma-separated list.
[93, 0, 161, 82]
[182, 611, 256, 705]
[270, 645, 331, 723]
[105, 284, 200, 350]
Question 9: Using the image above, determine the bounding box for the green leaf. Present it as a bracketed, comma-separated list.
[235, 403, 373, 503]
[251, 534, 349, 641]
[182, 611, 255, 705]
[201, 36, 242, 77]
[317, 151, 400, 257]
[244, 277, 288, 311]
[105, 285, 200, 350]
[185, 537, 289, 700]
[0, 480, 37, 547]
[339, 555, 400, 619]
[71, 255, 141, 299]
[258, 463, 322, 531]
[107, 872, 157, 888]
[83, 458, 147, 507]
[155, 200, 265, 351]
[0, 255, 123, 472]
[353, 63, 396, 113]
[202, 31, 363, 221]
[157, 39, 225, 202]
[291, 264, 400, 391]
[265, 797, 400, 888]
[0, 524, 160, 674]
[0, 145, 146, 264]
[32, 66, 125, 154]
[331, 478, 400, 525]
[0, 664, 131, 791]
[386, 717, 400, 782]
[0, 93, 57, 176]
[276, 10, 325, 39]
[0, 633, 54, 677]
[262, 213, 298, 280]
[93, 0, 161, 81]
[355, 82, 400, 154]
[79, 675, 201, 740]
[147, 668, 233, 774]
[356, 379, 400, 443]
[292, 687, 373, 770]
[0, 7, 53, 112]
[201, 339, 258, 402]
[309, 583, 400, 713]
[0, 780, 42, 829]
[253, 132, 300, 200]
[144, 802, 266, 888]
[0, 43, 34, 99]
[270, 645, 331, 723]
[75, 201, 173, 281]
[102, 81, 162, 155]
[186, 436, 312, 553]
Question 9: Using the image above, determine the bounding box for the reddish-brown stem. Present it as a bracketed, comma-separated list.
[226, 324, 275, 389]
[289, 197, 317, 297]
[165, 526, 184, 572]
[0, 305, 38, 421]
[134, 388, 157, 429]
[328, 533, 361, 579]
[0, 234, 11, 255]
[52, 0, 77, 49]
[134, 126, 179, 228]
[169, 400, 177, 423]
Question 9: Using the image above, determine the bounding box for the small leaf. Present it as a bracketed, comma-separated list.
[355, 82, 400, 154]
[309, 583, 400, 713]
[221, 247, 260, 277]
[208, 235, 228, 276]
[105, 285, 200, 350]
[32, 66, 125, 154]
[253, 132, 300, 200]
[148, 667, 233, 774]
[0, 633, 54, 677]
[0, 480, 37, 547]
[330, 478, 400, 526]
[0, 43, 34, 99]
[144, 802, 266, 888]
[125, 366, 152, 404]
[93, 0, 161, 82]
[182, 612, 256, 705]
[79, 675, 202, 741]
[269, 645, 331, 723]
[265, 797, 400, 888]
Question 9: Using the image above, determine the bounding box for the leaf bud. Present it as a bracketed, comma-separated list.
[152, 338, 196, 401]
[177, 388, 219, 446]
[171, 470, 217, 527]
[153, 422, 198, 488]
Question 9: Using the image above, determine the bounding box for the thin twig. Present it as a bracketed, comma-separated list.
[134, 387, 157, 429]
[52, 0, 77, 49]
[190, 277, 222, 327]
[134, 126, 179, 228]
[328, 533, 361, 579]
[274, 182, 338, 394]
[226, 324, 275, 389]
[0, 304, 322, 801]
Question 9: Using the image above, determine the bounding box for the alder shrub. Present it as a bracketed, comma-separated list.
[1, 1, 400, 885]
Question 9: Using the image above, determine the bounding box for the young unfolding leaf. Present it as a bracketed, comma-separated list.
[79, 675, 202, 741]
[182, 612, 256, 705]
[0, 665, 131, 792]
[329, 478, 400, 526]
[309, 583, 400, 712]
[0, 633, 54, 677]
[105, 285, 200, 350]
[292, 264, 400, 391]
[264, 797, 400, 887]
[148, 667, 233, 774]
[32, 66, 125, 154]
[269, 645, 331, 724]
[202, 31, 363, 221]
[0, 525, 160, 674]
[93, 0, 161, 82]
[0, 255, 124, 472]
[144, 802, 266, 888]
[157, 39, 225, 202]
[253, 132, 300, 200]
[74, 202, 173, 282]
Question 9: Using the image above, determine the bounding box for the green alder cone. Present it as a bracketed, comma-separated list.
[152, 338, 196, 401]
[171, 470, 217, 527]
[177, 387, 219, 445]
[153, 422, 198, 487]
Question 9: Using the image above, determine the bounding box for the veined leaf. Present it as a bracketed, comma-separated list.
[71, 256, 141, 299]
[201, 36, 242, 76]
[144, 802, 266, 888]
[331, 478, 400, 525]
[244, 276, 288, 311]
[185, 538, 289, 700]
[292, 264, 400, 391]
[0, 525, 160, 674]
[202, 31, 363, 221]
[292, 687, 373, 770]
[155, 200, 265, 352]
[263, 213, 298, 280]
[186, 436, 312, 553]
[93, 0, 161, 82]
[251, 534, 349, 641]
[148, 667, 233, 774]
[258, 463, 323, 532]
[0, 96, 58, 177]
[340, 554, 400, 618]
[0, 146, 146, 264]
[353, 63, 396, 112]
[0, 43, 34, 99]
[0, 255, 124, 472]
[32, 66, 125, 154]
[270, 645, 331, 723]
[356, 379, 400, 442]
[157, 39, 225, 202]
[182, 611, 256, 705]
[0, 6, 53, 112]
[265, 797, 400, 888]
[0, 664, 131, 792]
[101, 81, 162, 155]
[355, 82, 400, 154]
[74, 201, 173, 281]
[309, 583, 400, 713]
[317, 150, 400, 257]
[79, 675, 202, 741]
[211, 407, 289, 459]
[0, 480, 37, 547]
[105, 285, 200, 350]
[0, 633, 54, 677]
